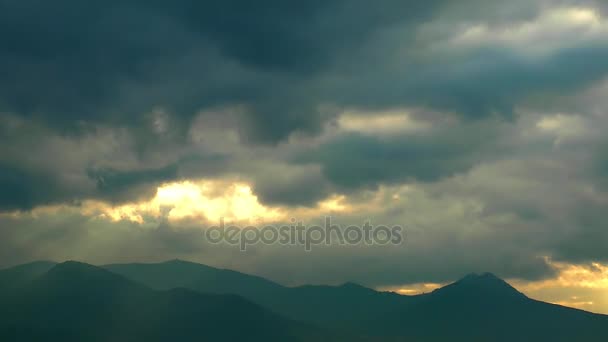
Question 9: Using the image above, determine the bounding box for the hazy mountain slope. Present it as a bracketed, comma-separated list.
[0, 260, 56, 291]
[0, 261, 330, 342]
[104, 261, 608, 341]
[105, 259, 286, 300]
[105, 260, 413, 325]
[371, 273, 608, 341]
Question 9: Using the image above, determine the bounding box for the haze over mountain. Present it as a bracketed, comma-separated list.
[0, 261, 334, 341]
[0, 260, 56, 292]
[3, 259, 603, 341]
[105, 260, 608, 341]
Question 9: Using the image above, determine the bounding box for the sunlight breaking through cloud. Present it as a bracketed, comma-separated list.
[82, 180, 284, 225]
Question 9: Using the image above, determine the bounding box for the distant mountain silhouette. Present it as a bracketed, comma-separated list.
[105, 259, 285, 300]
[372, 272, 608, 341]
[424, 272, 528, 305]
[106, 260, 411, 327]
[0, 261, 336, 341]
[0, 260, 56, 291]
[105, 260, 608, 341]
[1, 260, 607, 341]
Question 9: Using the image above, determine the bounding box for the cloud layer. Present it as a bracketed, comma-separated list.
[2, 0, 608, 313]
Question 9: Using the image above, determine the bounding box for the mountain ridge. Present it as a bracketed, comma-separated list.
[2, 259, 604, 315]
[0, 261, 339, 341]
[1, 260, 607, 341]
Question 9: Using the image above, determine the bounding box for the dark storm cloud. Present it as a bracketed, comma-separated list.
[0, 0, 446, 211]
[417, 46, 608, 118]
[323, 45, 608, 120]
[299, 120, 507, 190]
[553, 207, 608, 264]
[0, 0, 442, 142]
[549, 140, 608, 263]
[87, 163, 179, 203]
[0, 162, 78, 211]
[252, 166, 332, 206]
[0, 160, 181, 211]
[2, 0, 608, 287]
[537, 150, 608, 263]
[1, 0, 607, 142]
[1, 0, 608, 209]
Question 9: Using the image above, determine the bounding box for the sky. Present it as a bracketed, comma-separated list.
[1, 0, 608, 314]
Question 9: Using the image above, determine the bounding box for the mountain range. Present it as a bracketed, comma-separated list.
[0, 259, 606, 341]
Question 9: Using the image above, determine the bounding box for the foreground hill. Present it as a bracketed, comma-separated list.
[106, 260, 608, 341]
[0, 261, 332, 342]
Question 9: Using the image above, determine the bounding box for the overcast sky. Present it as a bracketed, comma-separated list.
[2, 0, 608, 313]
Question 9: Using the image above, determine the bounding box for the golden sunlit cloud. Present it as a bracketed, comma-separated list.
[75, 179, 357, 226]
[81, 180, 284, 225]
[376, 259, 608, 314]
[536, 114, 588, 145]
[510, 259, 608, 313]
[337, 109, 431, 136]
[450, 7, 608, 56]
[517, 259, 608, 290]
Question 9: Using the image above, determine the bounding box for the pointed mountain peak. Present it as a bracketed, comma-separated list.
[454, 272, 511, 288]
[434, 272, 526, 299]
[45, 261, 136, 287]
[460, 272, 502, 283]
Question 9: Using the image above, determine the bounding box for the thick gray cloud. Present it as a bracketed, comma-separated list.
[86, 164, 179, 203]
[1, 0, 608, 207]
[317, 44, 608, 121]
[0, 0, 442, 141]
[4, 0, 605, 146]
[299, 119, 509, 190]
[552, 204, 608, 263]
[0, 162, 77, 210]
[252, 165, 333, 206]
[2, 0, 608, 288]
